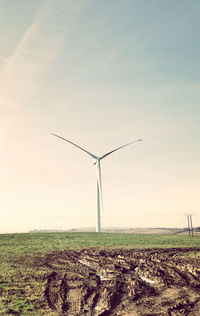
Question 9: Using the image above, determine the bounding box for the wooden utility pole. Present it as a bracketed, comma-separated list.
[190, 214, 194, 237]
[187, 214, 191, 236]
[186, 213, 194, 237]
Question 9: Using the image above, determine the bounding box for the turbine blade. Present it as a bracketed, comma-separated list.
[100, 139, 142, 160]
[98, 161, 104, 211]
[52, 133, 97, 159]
[96, 161, 101, 232]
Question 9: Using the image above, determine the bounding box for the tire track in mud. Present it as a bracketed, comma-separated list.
[41, 248, 200, 315]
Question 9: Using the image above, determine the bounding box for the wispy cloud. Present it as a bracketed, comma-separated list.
[0, 0, 89, 109]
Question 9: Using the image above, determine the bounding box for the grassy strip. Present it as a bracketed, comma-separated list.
[1, 232, 200, 258]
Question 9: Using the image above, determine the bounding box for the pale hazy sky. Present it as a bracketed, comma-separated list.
[0, 0, 200, 233]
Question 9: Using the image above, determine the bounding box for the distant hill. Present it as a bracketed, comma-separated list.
[28, 227, 186, 234]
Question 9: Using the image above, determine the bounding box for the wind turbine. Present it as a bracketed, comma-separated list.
[52, 133, 142, 233]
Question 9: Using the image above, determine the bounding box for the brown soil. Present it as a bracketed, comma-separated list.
[37, 248, 200, 315]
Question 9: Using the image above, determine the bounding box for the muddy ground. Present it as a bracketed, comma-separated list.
[34, 247, 200, 315]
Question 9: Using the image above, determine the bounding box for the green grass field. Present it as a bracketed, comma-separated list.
[1, 231, 200, 259]
[1, 232, 200, 315]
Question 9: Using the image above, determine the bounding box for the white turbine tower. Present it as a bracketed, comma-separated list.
[52, 133, 142, 233]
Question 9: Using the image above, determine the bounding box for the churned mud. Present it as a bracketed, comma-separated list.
[40, 248, 200, 315]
